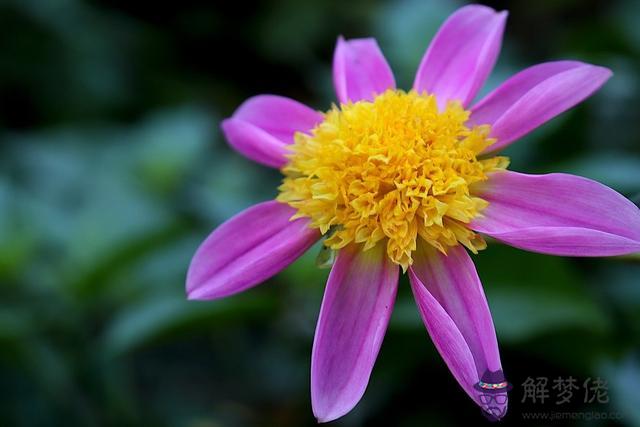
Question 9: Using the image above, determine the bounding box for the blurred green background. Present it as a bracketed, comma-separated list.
[1, 0, 640, 426]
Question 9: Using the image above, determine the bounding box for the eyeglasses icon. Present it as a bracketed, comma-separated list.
[479, 394, 508, 405]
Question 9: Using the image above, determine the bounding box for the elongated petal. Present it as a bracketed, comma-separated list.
[409, 269, 477, 398]
[333, 37, 396, 104]
[221, 119, 287, 168]
[413, 5, 507, 108]
[311, 243, 399, 423]
[470, 61, 612, 153]
[471, 171, 640, 256]
[221, 95, 322, 168]
[234, 95, 322, 143]
[409, 244, 507, 419]
[187, 201, 320, 300]
[411, 244, 502, 379]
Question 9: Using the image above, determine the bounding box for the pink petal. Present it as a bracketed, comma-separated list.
[221, 119, 287, 168]
[411, 244, 502, 378]
[186, 201, 320, 300]
[470, 61, 612, 153]
[332, 37, 396, 104]
[221, 95, 322, 168]
[471, 171, 640, 256]
[234, 95, 323, 143]
[311, 243, 399, 422]
[409, 244, 507, 419]
[413, 5, 507, 108]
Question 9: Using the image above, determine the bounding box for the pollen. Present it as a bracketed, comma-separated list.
[277, 90, 509, 271]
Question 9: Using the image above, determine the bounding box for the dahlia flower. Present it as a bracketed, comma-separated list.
[187, 4, 640, 422]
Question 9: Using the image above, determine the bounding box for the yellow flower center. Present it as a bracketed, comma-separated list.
[277, 90, 509, 271]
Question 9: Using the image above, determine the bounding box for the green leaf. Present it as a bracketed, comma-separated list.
[557, 154, 640, 195]
[602, 357, 640, 426]
[475, 245, 610, 342]
[103, 293, 278, 357]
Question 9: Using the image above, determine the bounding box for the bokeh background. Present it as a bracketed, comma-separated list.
[1, 0, 640, 426]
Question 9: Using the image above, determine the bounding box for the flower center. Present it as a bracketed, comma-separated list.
[277, 90, 509, 270]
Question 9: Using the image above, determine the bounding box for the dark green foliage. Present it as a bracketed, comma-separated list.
[1, 0, 639, 425]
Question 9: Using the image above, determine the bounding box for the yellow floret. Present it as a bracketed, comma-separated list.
[277, 90, 509, 271]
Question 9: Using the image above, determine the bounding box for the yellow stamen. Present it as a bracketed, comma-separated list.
[277, 89, 509, 271]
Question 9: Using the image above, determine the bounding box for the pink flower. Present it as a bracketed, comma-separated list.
[187, 4, 640, 422]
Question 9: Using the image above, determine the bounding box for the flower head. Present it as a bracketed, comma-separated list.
[278, 89, 509, 270]
[187, 4, 640, 423]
